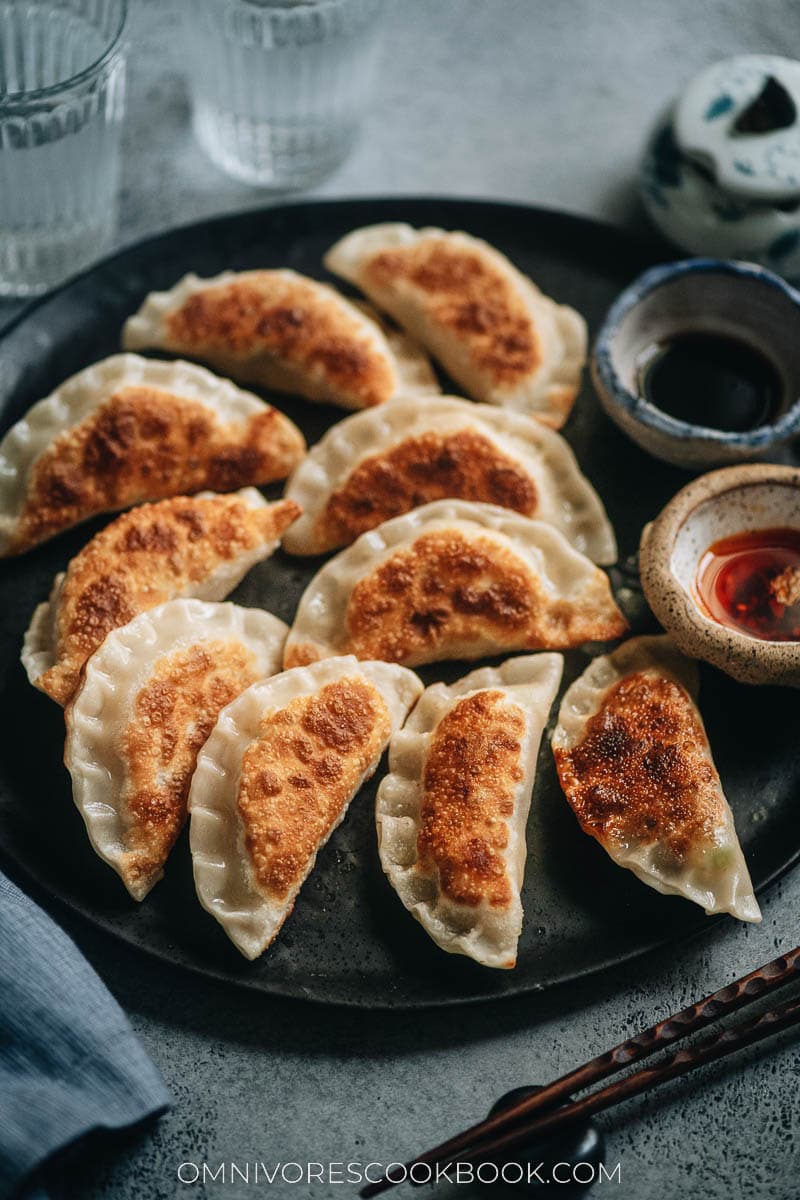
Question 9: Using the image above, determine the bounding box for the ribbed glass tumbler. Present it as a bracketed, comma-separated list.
[0, 0, 127, 296]
[184, 0, 386, 189]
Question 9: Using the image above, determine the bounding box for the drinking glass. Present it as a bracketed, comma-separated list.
[183, 0, 386, 189]
[0, 0, 127, 296]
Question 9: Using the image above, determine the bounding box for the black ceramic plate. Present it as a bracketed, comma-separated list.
[0, 198, 797, 1009]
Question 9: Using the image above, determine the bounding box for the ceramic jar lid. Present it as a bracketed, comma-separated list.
[674, 55, 800, 202]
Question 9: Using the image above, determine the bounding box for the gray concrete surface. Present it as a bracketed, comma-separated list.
[3, 1, 800, 1197]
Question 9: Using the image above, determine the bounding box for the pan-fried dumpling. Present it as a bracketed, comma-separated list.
[283, 395, 616, 563]
[283, 499, 627, 670]
[189, 656, 423, 959]
[122, 269, 438, 411]
[552, 635, 760, 923]
[324, 224, 587, 429]
[376, 653, 563, 969]
[22, 491, 300, 706]
[0, 354, 305, 557]
[65, 600, 288, 901]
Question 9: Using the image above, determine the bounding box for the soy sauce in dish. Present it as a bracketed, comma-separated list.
[636, 332, 783, 432]
[695, 527, 800, 641]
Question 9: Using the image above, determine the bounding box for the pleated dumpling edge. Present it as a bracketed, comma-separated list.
[65, 598, 289, 901]
[282, 394, 617, 563]
[283, 499, 627, 670]
[189, 656, 423, 960]
[376, 653, 564, 969]
[324, 223, 587, 429]
[552, 634, 761, 924]
[22, 490, 301, 706]
[0, 353, 305, 557]
[122, 269, 439, 411]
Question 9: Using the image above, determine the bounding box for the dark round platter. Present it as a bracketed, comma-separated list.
[0, 197, 797, 1009]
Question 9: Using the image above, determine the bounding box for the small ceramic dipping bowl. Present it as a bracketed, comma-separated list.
[640, 463, 800, 686]
[592, 258, 800, 468]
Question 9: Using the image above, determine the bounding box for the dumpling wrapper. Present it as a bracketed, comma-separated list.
[122, 269, 439, 411]
[324, 223, 587, 429]
[189, 656, 423, 959]
[552, 635, 761, 923]
[376, 653, 564, 969]
[283, 499, 627, 670]
[65, 599, 288, 901]
[0, 354, 305, 557]
[283, 394, 616, 562]
[22, 490, 301, 706]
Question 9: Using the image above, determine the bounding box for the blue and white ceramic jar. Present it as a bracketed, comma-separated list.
[641, 55, 800, 278]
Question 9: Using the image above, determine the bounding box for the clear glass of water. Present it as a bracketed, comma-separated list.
[184, 0, 386, 189]
[0, 0, 127, 296]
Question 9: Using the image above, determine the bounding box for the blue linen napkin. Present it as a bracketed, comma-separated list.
[0, 870, 170, 1200]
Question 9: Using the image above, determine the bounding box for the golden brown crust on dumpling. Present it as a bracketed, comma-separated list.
[288, 530, 625, 667]
[365, 240, 541, 389]
[418, 690, 524, 909]
[164, 273, 397, 409]
[317, 430, 538, 549]
[116, 639, 261, 897]
[541, 385, 579, 430]
[10, 386, 305, 555]
[38, 494, 300, 705]
[553, 671, 725, 863]
[237, 678, 390, 901]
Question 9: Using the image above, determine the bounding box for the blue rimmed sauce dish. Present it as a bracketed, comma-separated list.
[591, 258, 800, 468]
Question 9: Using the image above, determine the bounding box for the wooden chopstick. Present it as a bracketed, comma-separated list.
[427, 993, 800, 1174]
[359, 945, 800, 1198]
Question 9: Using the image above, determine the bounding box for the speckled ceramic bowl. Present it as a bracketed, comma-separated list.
[640, 463, 800, 686]
[592, 259, 800, 468]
